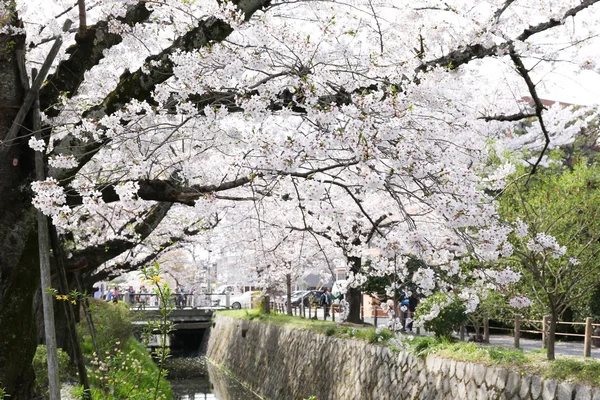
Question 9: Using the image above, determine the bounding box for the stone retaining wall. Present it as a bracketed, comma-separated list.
[207, 315, 600, 400]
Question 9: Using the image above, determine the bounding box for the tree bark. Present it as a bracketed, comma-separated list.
[0, 4, 38, 397]
[346, 256, 363, 324]
[286, 273, 292, 316]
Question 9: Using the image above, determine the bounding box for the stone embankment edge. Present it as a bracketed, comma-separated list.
[207, 315, 600, 400]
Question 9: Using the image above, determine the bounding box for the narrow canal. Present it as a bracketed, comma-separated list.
[166, 357, 261, 399]
[158, 323, 261, 399]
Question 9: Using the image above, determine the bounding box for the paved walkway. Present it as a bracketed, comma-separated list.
[358, 315, 600, 359]
[486, 334, 600, 359]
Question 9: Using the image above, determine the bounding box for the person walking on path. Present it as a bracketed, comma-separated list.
[321, 288, 333, 319]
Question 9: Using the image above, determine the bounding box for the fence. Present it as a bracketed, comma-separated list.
[463, 315, 600, 358]
[110, 292, 231, 309]
[270, 301, 340, 322]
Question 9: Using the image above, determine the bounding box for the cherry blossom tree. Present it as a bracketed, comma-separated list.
[498, 159, 600, 360]
[1, 0, 599, 397]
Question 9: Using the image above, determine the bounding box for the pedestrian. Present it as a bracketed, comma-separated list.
[137, 285, 148, 310]
[321, 288, 333, 318]
[92, 286, 102, 299]
[405, 297, 419, 332]
[125, 286, 135, 306]
[175, 284, 186, 309]
[112, 287, 119, 304]
[104, 287, 113, 302]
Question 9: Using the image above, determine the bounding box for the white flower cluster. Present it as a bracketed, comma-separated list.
[31, 178, 72, 230]
[458, 288, 480, 313]
[515, 219, 529, 238]
[526, 232, 566, 258]
[509, 296, 533, 309]
[346, 271, 367, 288]
[114, 181, 140, 207]
[31, 178, 67, 216]
[28, 137, 46, 152]
[488, 268, 521, 289]
[339, 299, 350, 322]
[412, 267, 436, 295]
[569, 257, 580, 266]
[48, 155, 79, 169]
[380, 299, 395, 316]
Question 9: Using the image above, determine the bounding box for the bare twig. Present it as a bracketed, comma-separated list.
[508, 45, 550, 177]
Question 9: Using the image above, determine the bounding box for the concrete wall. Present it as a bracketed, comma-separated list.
[207, 315, 600, 400]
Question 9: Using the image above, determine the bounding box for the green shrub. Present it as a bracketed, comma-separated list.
[324, 326, 337, 336]
[78, 295, 172, 399]
[83, 337, 171, 400]
[81, 298, 133, 353]
[415, 293, 468, 338]
[32, 344, 71, 398]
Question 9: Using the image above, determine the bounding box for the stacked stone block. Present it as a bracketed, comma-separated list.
[207, 316, 600, 400]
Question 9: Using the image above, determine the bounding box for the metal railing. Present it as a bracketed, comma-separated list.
[462, 315, 600, 358]
[104, 292, 232, 309]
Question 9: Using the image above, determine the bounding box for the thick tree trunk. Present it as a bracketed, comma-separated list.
[286, 273, 292, 316]
[0, 7, 38, 398]
[0, 230, 40, 399]
[346, 256, 363, 324]
[547, 310, 557, 361]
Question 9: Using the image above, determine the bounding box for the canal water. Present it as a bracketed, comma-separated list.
[166, 357, 262, 400]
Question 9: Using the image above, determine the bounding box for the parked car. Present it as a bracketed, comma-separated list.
[283, 291, 305, 305]
[283, 290, 306, 306]
[288, 290, 324, 307]
[230, 291, 260, 309]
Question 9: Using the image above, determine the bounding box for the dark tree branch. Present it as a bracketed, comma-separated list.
[480, 112, 537, 122]
[77, 0, 87, 36]
[420, 0, 600, 73]
[516, 0, 600, 42]
[51, 0, 273, 183]
[508, 45, 550, 177]
[493, 0, 517, 22]
[67, 201, 173, 271]
[66, 161, 359, 206]
[87, 215, 218, 282]
[39, 2, 152, 117]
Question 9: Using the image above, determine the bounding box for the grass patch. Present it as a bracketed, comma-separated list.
[543, 359, 600, 386]
[407, 335, 527, 367]
[217, 309, 395, 345]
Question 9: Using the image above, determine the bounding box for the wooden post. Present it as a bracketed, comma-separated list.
[514, 314, 521, 349]
[584, 317, 593, 357]
[309, 303, 312, 319]
[32, 68, 61, 400]
[459, 323, 465, 341]
[286, 273, 292, 316]
[483, 316, 489, 343]
[332, 305, 335, 322]
[542, 315, 550, 349]
[374, 304, 378, 327]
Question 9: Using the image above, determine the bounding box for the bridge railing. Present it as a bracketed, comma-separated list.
[115, 292, 231, 309]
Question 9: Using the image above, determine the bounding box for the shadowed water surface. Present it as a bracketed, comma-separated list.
[167, 357, 262, 400]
